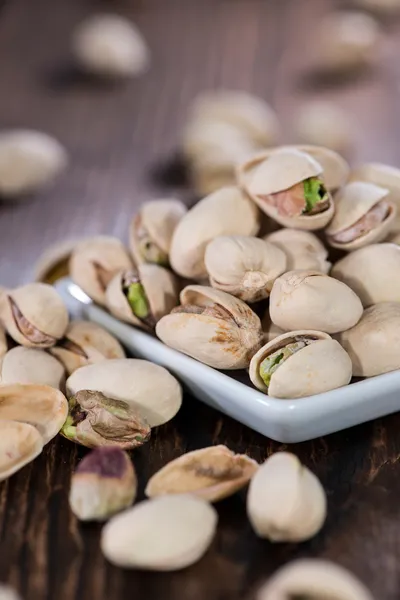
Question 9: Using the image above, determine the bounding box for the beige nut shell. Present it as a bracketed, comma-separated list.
[0, 420, 43, 482]
[0, 347, 65, 389]
[265, 229, 331, 273]
[33, 237, 86, 283]
[0, 325, 7, 360]
[249, 330, 352, 398]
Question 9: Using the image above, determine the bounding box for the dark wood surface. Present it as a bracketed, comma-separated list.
[1, 0, 400, 598]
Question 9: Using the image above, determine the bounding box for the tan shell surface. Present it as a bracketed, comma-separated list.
[265, 229, 331, 273]
[0, 420, 43, 482]
[261, 312, 286, 343]
[0, 384, 68, 443]
[66, 359, 182, 427]
[0, 325, 7, 360]
[204, 236, 287, 302]
[295, 101, 352, 153]
[0, 347, 65, 389]
[33, 237, 86, 283]
[331, 243, 400, 307]
[269, 271, 363, 333]
[169, 186, 260, 279]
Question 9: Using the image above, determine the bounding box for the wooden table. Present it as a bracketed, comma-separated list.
[1, 0, 400, 598]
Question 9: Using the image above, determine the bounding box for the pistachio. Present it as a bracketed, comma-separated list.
[0, 420, 43, 482]
[0, 324, 8, 360]
[129, 199, 187, 266]
[66, 359, 182, 427]
[264, 228, 331, 273]
[169, 186, 260, 280]
[33, 238, 85, 284]
[50, 320, 125, 376]
[156, 285, 264, 369]
[61, 390, 150, 449]
[69, 447, 137, 521]
[0, 584, 22, 600]
[101, 495, 218, 570]
[247, 452, 326, 542]
[0, 347, 65, 390]
[145, 445, 258, 502]
[294, 101, 353, 153]
[257, 559, 373, 600]
[72, 14, 150, 78]
[69, 236, 132, 306]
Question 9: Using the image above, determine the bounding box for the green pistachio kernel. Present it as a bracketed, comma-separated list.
[303, 177, 328, 213]
[259, 341, 306, 388]
[127, 282, 150, 319]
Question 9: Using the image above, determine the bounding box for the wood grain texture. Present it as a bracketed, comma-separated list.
[1, 0, 400, 598]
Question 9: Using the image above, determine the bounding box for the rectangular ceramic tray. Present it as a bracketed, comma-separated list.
[57, 278, 400, 443]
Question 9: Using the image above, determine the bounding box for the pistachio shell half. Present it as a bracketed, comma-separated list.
[169, 186, 260, 280]
[156, 285, 264, 369]
[66, 358, 182, 427]
[145, 445, 258, 502]
[270, 270, 363, 333]
[204, 236, 287, 302]
[0, 283, 69, 348]
[69, 236, 132, 306]
[264, 228, 331, 273]
[0, 420, 43, 482]
[249, 330, 352, 398]
[0, 347, 65, 389]
[326, 181, 395, 251]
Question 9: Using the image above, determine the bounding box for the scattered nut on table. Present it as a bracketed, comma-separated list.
[0, 347, 65, 389]
[264, 228, 331, 273]
[294, 101, 353, 154]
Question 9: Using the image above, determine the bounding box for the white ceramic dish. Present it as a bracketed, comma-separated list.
[55, 277, 400, 443]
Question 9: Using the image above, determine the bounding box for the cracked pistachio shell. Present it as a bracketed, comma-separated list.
[129, 199, 187, 266]
[101, 495, 218, 570]
[69, 236, 132, 306]
[0, 347, 65, 389]
[169, 186, 260, 280]
[33, 238, 85, 284]
[270, 270, 363, 333]
[249, 330, 352, 398]
[265, 228, 331, 273]
[337, 303, 400, 377]
[156, 285, 264, 370]
[331, 243, 400, 307]
[105, 265, 179, 330]
[0, 420, 43, 482]
[247, 452, 327, 542]
[50, 320, 125, 376]
[0, 283, 69, 348]
[257, 559, 373, 600]
[204, 236, 287, 302]
[66, 358, 182, 427]
[295, 101, 352, 154]
[326, 182, 395, 251]
[0, 384, 68, 443]
[145, 445, 259, 502]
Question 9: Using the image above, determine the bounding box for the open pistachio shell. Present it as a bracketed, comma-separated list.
[50, 320, 125, 376]
[156, 285, 263, 369]
[0, 384, 68, 443]
[0, 347, 65, 389]
[270, 270, 363, 333]
[105, 265, 178, 330]
[169, 186, 260, 280]
[33, 237, 86, 284]
[0, 420, 43, 482]
[331, 243, 400, 307]
[69, 236, 132, 306]
[264, 228, 331, 273]
[326, 181, 395, 251]
[0, 283, 69, 348]
[204, 236, 287, 302]
[249, 330, 352, 398]
[66, 358, 182, 427]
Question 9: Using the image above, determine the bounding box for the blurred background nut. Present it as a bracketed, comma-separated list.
[294, 101, 353, 154]
[264, 229, 331, 273]
[352, 0, 400, 15]
[0, 347, 65, 389]
[69, 447, 137, 521]
[0, 585, 22, 600]
[247, 452, 327, 542]
[0, 420, 43, 483]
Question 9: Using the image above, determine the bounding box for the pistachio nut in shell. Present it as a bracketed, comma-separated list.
[257, 559, 374, 600]
[66, 359, 182, 427]
[50, 320, 125, 376]
[105, 265, 178, 330]
[169, 186, 260, 280]
[294, 101, 353, 154]
[238, 149, 334, 230]
[0, 347, 65, 390]
[145, 445, 258, 502]
[331, 243, 400, 307]
[270, 270, 363, 333]
[264, 228, 331, 273]
[249, 330, 352, 398]
[0, 283, 69, 348]
[204, 236, 287, 302]
[326, 181, 395, 251]
[69, 236, 132, 306]
[0, 420, 43, 482]
[129, 199, 187, 266]
[33, 237, 85, 284]
[156, 285, 263, 370]
[0, 384, 68, 444]
[247, 452, 326, 542]
[69, 447, 137, 521]
[101, 495, 218, 570]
